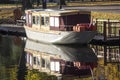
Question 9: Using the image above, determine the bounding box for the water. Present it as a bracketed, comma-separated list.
[0, 34, 120, 80]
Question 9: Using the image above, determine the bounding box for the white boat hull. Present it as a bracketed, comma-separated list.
[25, 28, 97, 44]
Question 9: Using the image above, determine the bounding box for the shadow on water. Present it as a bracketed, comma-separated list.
[17, 40, 27, 80]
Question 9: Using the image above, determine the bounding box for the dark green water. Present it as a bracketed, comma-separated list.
[0, 35, 120, 80]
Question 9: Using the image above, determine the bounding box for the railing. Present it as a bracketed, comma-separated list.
[59, 23, 95, 31]
[93, 19, 120, 40]
[90, 45, 120, 63]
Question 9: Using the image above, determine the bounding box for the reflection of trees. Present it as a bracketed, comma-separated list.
[0, 66, 18, 80]
[0, 36, 13, 67]
[0, 36, 22, 66]
[93, 58, 120, 80]
[9, 66, 18, 80]
[91, 45, 120, 80]
[0, 35, 22, 79]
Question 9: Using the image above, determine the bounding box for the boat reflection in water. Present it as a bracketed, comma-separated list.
[24, 39, 98, 79]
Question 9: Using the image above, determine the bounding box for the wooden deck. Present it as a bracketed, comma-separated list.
[90, 34, 120, 45]
[90, 19, 120, 45]
[0, 24, 26, 37]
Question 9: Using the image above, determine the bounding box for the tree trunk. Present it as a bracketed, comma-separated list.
[37, 0, 40, 7]
[22, 0, 32, 11]
[42, 0, 47, 9]
[60, 0, 66, 5]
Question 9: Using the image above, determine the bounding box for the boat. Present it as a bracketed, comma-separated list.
[24, 9, 97, 44]
[25, 39, 98, 77]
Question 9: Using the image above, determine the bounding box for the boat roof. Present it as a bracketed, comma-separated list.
[25, 9, 90, 16]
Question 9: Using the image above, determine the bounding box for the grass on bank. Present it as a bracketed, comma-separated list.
[91, 12, 120, 20]
[0, 10, 14, 24]
[0, 4, 21, 9]
[67, 1, 120, 6]
[0, 10, 13, 19]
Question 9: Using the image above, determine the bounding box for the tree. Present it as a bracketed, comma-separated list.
[22, 0, 33, 11]
[0, 0, 9, 3]
[37, 0, 40, 7]
[58, 0, 66, 9]
[61, 0, 66, 5]
[42, 0, 47, 9]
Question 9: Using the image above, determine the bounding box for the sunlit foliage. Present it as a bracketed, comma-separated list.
[91, 12, 120, 20]
[25, 69, 57, 80]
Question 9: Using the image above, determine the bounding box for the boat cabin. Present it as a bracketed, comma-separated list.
[25, 9, 91, 31]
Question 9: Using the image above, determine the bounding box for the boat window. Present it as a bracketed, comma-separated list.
[41, 16, 49, 26]
[26, 53, 29, 64]
[30, 54, 33, 66]
[41, 17, 44, 25]
[55, 17, 59, 27]
[46, 59, 50, 69]
[32, 16, 35, 24]
[50, 61, 60, 72]
[33, 57, 36, 65]
[32, 16, 40, 25]
[42, 58, 45, 67]
[28, 13, 32, 27]
[50, 17, 54, 26]
[37, 57, 40, 65]
[50, 17, 59, 27]
[26, 14, 29, 26]
[46, 17, 49, 26]
[37, 16, 40, 25]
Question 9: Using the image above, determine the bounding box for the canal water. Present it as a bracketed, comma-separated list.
[0, 34, 120, 80]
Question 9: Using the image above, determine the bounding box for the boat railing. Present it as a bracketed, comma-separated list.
[64, 25, 74, 31]
[93, 19, 120, 38]
[59, 23, 96, 31]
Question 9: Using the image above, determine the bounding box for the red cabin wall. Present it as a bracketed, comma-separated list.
[59, 14, 90, 31]
[60, 14, 90, 25]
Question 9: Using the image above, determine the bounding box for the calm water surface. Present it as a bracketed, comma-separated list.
[0, 35, 120, 80]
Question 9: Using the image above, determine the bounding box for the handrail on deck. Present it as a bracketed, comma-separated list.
[94, 19, 120, 40]
[93, 19, 120, 22]
[119, 30, 120, 41]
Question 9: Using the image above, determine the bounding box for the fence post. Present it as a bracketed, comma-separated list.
[104, 45, 107, 65]
[95, 18, 98, 31]
[108, 19, 110, 37]
[119, 30, 120, 44]
[103, 21, 107, 42]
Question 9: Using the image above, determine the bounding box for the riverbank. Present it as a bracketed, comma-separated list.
[1, 8, 120, 24]
[0, 1, 120, 24]
[67, 1, 120, 6]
